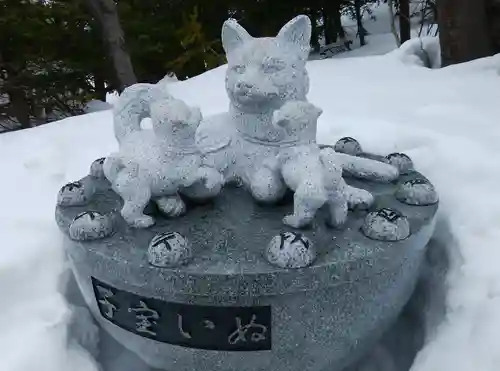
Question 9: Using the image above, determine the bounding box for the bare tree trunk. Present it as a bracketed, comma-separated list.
[322, 1, 342, 44]
[309, 8, 320, 52]
[354, 0, 366, 46]
[331, 2, 343, 42]
[7, 87, 31, 129]
[486, 0, 500, 53]
[388, 0, 401, 46]
[1, 53, 31, 129]
[399, 0, 411, 44]
[86, 0, 137, 91]
[93, 69, 107, 102]
[321, 7, 332, 45]
[437, 0, 494, 66]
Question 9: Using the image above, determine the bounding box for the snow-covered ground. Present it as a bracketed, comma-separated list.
[337, 1, 437, 58]
[2, 6, 500, 371]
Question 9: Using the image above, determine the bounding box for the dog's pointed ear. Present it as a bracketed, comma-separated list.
[189, 106, 203, 126]
[222, 19, 252, 55]
[272, 110, 287, 128]
[277, 15, 311, 58]
[313, 106, 323, 119]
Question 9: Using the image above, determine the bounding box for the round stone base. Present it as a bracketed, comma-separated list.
[56, 168, 437, 371]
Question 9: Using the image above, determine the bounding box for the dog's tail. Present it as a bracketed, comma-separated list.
[113, 83, 172, 144]
[319, 148, 374, 209]
[320, 148, 399, 182]
[343, 182, 374, 210]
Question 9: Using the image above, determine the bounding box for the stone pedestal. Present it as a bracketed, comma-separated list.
[56, 168, 437, 371]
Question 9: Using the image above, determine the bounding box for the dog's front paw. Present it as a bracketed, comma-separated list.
[283, 214, 313, 229]
[326, 212, 347, 229]
[130, 215, 155, 228]
[202, 170, 224, 192]
[157, 196, 186, 217]
[250, 168, 286, 203]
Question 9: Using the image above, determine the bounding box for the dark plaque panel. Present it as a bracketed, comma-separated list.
[91, 277, 272, 351]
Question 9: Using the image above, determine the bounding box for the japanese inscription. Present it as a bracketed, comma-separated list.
[96, 285, 117, 319]
[128, 301, 160, 336]
[228, 315, 268, 345]
[91, 277, 272, 351]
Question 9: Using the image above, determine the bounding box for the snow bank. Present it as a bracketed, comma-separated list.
[0, 113, 115, 371]
[330, 1, 441, 62]
[157, 72, 179, 87]
[1, 44, 500, 371]
[391, 37, 441, 68]
[84, 100, 112, 113]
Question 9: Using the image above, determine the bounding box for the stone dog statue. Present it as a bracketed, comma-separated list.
[195, 15, 397, 227]
[104, 84, 223, 228]
[270, 100, 368, 228]
[106, 15, 398, 229]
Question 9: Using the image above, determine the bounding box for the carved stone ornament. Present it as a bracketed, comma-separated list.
[107, 15, 399, 229]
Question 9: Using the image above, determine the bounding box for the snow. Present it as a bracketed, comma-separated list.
[2, 12, 500, 371]
[84, 100, 112, 114]
[336, 1, 438, 59]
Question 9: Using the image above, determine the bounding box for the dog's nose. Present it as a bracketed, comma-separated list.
[236, 81, 254, 90]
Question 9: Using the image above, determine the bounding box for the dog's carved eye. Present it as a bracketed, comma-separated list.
[233, 65, 246, 74]
[171, 120, 187, 127]
[262, 58, 286, 73]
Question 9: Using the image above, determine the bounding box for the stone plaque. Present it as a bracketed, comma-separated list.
[91, 277, 272, 351]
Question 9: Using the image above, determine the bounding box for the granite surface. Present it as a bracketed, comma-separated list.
[63, 226, 450, 371]
[56, 166, 438, 371]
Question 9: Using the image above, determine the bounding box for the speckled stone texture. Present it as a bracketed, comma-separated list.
[265, 231, 316, 268]
[147, 232, 193, 267]
[192, 15, 399, 229]
[69, 211, 113, 241]
[56, 165, 437, 371]
[105, 15, 402, 231]
[104, 84, 223, 228]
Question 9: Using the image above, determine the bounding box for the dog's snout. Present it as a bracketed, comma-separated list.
[236, 81, 254, 90]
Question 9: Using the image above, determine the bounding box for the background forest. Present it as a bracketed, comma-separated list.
[1, 0, 499, 131]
